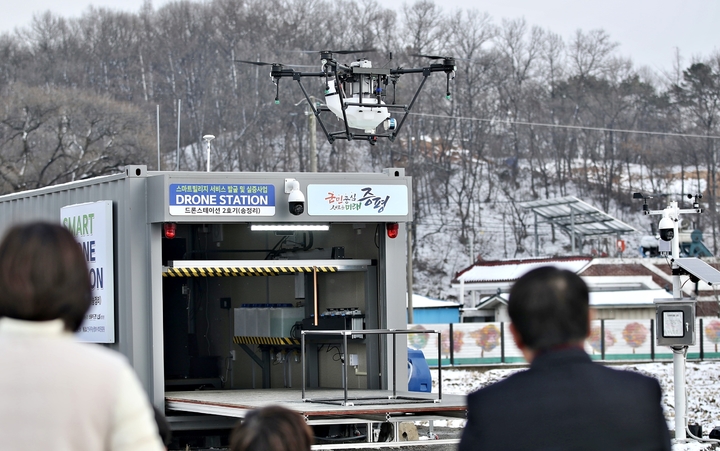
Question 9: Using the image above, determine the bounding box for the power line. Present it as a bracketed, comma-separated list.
[410, 112, 720, 140]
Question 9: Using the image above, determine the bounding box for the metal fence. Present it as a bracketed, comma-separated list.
[408, 318, 720, 366]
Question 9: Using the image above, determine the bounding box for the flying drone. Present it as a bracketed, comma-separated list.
[236, 50, 456, 144]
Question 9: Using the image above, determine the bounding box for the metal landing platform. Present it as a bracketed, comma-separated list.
[166, 388, 466, 420]
[166, 389, 466, 448]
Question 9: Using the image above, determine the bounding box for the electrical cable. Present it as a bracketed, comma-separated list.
[264, 235, 289, 260]
[409, 112, 720, 140]
[684, 374, 720, 444]
[664, 255, 672, 268]
[326, 344, 343, 362]
[303, 231, 314, 251]
[220, 356, 231, 388]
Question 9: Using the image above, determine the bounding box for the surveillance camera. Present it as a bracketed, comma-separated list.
[658, 216, 675, 242]
[288, 188, 305, 215]
[285, 178, 305, 215]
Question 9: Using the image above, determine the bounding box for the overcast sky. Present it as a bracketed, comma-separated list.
[2, 0, 717, 73]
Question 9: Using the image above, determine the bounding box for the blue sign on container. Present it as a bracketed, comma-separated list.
[169, 183, 276, 216]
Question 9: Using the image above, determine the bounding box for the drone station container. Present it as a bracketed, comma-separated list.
[0, 166, 464, 443]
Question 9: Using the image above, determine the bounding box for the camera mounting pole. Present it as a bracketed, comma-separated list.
[633, 193, 704, 442]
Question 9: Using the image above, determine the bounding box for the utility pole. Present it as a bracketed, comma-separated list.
[309, 102, 317, 172]
[176, 99, 181, 171]
[307, 96, 317, 172]
[295, 97, 318, 172]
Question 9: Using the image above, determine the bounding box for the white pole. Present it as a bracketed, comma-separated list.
[671, 202, 682, 299]
[156, 105, 161, 170]
[669, 200, 686, 441]
[407, 223, 414, 324]
[203, 135, 215, 172]
[673, 347, 686, 440]
[176, 99, 181, 171]
[470, 234, 474, 264]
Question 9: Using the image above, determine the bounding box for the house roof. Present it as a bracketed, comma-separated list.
[474, 294, 508, 310]
[452, 256, 720, 301]
[582, 275, 660, 290]
[408, 293, 461, 309]
[590, 289, 672, 307]
[472, 288, 671, 309]
[579, 262, 669, 289]
[453, 256, 592, 284]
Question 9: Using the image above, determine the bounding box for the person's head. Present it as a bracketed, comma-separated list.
[230, 405, 313, 451]
[508, 266, 590, 353]
[0, 222, 91, 332]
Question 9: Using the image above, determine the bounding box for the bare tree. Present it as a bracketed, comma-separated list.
[569, 29, 618, 79]
[670, 59, 720, 252]
[0, 83, 154, 193]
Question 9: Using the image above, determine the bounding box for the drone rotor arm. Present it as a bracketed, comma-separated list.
[390, 67, 425, 76]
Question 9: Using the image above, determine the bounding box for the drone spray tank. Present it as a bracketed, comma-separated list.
[324, 59, 391, 134]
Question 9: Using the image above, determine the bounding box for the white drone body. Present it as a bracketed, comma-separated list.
[240, 50, 456, 143]
[324, 60, 391, 133]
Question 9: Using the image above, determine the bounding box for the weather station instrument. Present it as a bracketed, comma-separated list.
[633, 192, 720, 443]
[236, 50, 456, 145]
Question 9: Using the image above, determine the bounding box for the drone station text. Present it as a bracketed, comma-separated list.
[174, 193, 269, 207]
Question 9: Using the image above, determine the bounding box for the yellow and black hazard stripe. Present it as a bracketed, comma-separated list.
[163, 265, 338, 277]
[232, 336, 301, 346]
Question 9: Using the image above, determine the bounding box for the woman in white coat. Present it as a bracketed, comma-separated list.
[0, 222, 165, 451]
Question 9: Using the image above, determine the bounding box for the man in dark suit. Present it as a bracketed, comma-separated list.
[459, 266, 671, 451]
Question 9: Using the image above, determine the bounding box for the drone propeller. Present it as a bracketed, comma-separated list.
[234, 59, 281, 66]
[329, 48, 377, 55]
[411, 53, 448, 60]
[295, 48, 377, 56]
[234, 60, 318, 70]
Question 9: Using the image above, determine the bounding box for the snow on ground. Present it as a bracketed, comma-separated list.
[429, 361, 720, 450]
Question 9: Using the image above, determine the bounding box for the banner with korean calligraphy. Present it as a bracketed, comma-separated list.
[307, 184, 408, 216]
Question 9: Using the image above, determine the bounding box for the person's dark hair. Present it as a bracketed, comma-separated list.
[508, 266, 589, 351]
[230, 405, 313, 451]
[0, 222, 91, 331]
